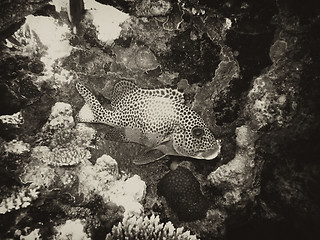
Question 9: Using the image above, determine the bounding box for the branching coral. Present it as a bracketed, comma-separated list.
[0, 186, 40, 214]
[106, 214, 199, 240]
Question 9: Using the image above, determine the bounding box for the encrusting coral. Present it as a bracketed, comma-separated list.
[0, 186, 40, 214]
[106, 213, 199, 240]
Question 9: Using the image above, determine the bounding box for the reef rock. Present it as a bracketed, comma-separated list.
[207, 125, 260, 207]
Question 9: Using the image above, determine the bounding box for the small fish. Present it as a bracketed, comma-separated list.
[76, 80, 221, 164]
[67, 0, 84, 34]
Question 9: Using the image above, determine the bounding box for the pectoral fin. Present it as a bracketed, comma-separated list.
[133, 149, 167, 165]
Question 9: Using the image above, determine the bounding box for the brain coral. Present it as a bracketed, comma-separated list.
[106, 213, 199, 240]
[157, 167, 209, 221]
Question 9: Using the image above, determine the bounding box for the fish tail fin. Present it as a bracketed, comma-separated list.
[76, 83, 114, 125]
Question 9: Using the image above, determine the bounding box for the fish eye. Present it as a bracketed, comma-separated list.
[192, 127, 204, 138]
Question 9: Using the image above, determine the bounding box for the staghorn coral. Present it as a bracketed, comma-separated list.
[106, 213, 199, 240]
[0, 186, 40, 214]
[158, 167, 209, 221]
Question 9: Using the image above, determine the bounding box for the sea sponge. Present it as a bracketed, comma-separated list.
[157, 167, 209, 221]
[0, 186, 40, 214]
[106, 213, 199, 240]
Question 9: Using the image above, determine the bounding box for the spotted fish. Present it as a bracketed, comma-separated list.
[76, 80, 221, 164]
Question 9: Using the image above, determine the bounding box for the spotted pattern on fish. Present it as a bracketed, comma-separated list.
[76, 80, 220, 162]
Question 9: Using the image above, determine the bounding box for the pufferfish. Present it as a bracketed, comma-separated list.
[76, 80, 221, 164]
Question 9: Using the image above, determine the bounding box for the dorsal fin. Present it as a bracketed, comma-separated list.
[111, 80, 139, 110]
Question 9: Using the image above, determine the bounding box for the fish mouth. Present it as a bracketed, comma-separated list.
[194, 143, 221, 160]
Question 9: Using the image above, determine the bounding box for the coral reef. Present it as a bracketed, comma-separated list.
[158, 167, 209, 221]
[0, 0, 320, 239]
[0, 0, 50, 34]
[106, 213, 199, 240]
